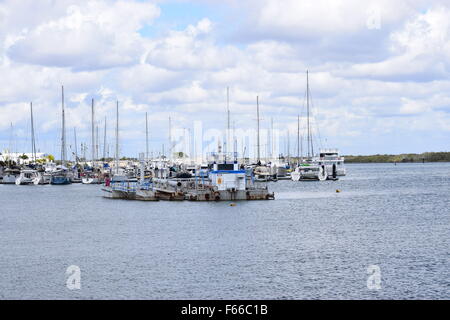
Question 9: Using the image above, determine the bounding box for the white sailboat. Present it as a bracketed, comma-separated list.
[292, 70, 329, 181]
[102, 101, 133, 198]
[16, 169, 40, 185]
[17, 102, 40, 185]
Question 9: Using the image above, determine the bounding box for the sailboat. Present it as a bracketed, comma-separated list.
[16, 102, 41, 185]
[292, 71, 328, 181]
[102, 101, 135, 198]
[82, 98, 102, 184]
[252, 96, 272, 181]
[51, 86, 72, 185]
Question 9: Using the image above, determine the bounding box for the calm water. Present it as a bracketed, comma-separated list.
[0, 163, 449, 299]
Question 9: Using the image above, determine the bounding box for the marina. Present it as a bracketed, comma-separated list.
[0, 73, 344, 202]
[0, 0, 449, 303]
[0, 162, 448, 299]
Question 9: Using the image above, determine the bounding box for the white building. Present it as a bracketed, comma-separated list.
[0, 151, 49, 164]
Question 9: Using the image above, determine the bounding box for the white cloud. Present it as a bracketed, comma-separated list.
[342, 6, 450, 81]
[5, 0, 160, 70]
[145, 18, 240, 71]
[399, 97, 430, 114]
[239, 0, 428, 38]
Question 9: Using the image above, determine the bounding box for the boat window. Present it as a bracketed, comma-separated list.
[217, 164, 234, 171]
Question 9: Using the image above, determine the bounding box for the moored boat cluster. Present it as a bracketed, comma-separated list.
[0, 71, 346, 199]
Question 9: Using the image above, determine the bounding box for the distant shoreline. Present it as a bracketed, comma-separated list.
[343, 152, 450, 163]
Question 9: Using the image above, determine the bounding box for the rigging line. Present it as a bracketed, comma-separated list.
[24, 119, 30, 155]
[308, 88, 324, 151]
[34, 121, 40, 153]
[298, 79, 308, 158]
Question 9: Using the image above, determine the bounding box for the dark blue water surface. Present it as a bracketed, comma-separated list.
[0, 163, 449, 299]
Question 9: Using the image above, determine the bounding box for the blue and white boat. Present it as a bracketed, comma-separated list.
[50, 166, 72, 185]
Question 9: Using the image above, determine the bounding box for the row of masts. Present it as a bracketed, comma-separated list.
[87, 97, 109, 166]
[254, 70, 314, 162]
[58, 86, 120, 171]
[22, 71, 316, 166]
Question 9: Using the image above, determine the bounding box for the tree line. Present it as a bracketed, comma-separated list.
[344, 152, 450, 163]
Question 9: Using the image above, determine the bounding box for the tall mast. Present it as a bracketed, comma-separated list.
[233, 120, 237, 161]
[256, 96, 260, 162]
[74, 127, 78, 164]
[103, 117, 107, 161]
[115, 101, 119, 174]
[30, 102, 36, 164]
[61, 85, 66, 166]
[91, 98, 95, 166]
[287, 130, 290, 163]
[145, 112, 149, 162]
[306, 70, 311, 158]
[8, 122, 13, 168]
[297, 115, 300, 164]
[226, 86, 230, 157]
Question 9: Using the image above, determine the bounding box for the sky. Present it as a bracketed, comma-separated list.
[0, 0, 449, 159]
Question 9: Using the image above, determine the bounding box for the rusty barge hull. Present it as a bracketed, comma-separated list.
[185, 189, 275, 201]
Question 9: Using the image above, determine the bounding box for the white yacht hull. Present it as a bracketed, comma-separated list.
[33, 172, 49, 185]
[291, 171, 300, 181]
[15, 177, 34, 185]
[1, 175, 17, 184]
[291, 166, 327, 181]
[82, 177, 101, 184]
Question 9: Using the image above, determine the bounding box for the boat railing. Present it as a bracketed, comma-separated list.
[111, 181, 137, 193]
[138, 181, 154, 191]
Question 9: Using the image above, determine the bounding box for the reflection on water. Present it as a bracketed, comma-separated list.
[0, 163, 449, 299]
